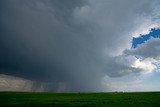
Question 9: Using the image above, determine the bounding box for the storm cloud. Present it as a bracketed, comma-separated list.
[0, 0, 160, 92]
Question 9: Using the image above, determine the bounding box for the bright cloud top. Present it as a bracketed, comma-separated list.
[131, 58, 156, 74]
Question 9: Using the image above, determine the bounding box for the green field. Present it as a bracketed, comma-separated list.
[0, 92, 160, 107]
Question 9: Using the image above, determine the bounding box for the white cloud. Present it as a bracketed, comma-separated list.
[131, 58, 157, 74]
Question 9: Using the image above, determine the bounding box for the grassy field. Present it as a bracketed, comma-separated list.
[0, 92, 160, 107]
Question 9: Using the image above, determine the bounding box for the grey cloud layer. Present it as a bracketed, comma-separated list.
[125, 38, 160, 59]
[0, 0, 159, 91]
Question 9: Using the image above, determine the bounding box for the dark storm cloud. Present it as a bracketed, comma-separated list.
[0, 0, 159, 92]
[0, 0, 103, 91]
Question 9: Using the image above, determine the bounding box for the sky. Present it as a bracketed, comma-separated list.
[132, 28, 160, 48]
[0, 0, 160, 92]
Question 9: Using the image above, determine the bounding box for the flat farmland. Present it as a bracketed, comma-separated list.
[0, 92, 160, 107]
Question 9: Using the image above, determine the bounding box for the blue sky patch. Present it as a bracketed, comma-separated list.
[132, 28, 160, 48]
